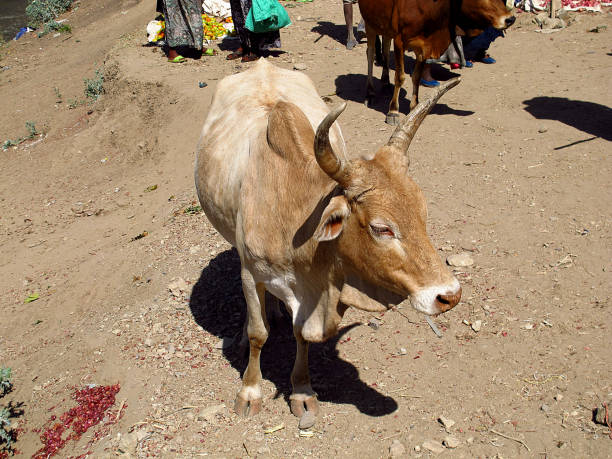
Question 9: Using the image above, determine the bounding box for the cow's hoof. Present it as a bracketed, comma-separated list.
[290, 396, 319, 418]
[234, 395, 262, 417]
[365, 95, 374, 108]
[385, 112, 400, 125]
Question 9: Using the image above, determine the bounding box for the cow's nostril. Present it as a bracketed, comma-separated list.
[435, 287, 462, 312]
[505, 16, 516, 27]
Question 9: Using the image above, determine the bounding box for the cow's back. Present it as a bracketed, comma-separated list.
[195, 59, 346, 248]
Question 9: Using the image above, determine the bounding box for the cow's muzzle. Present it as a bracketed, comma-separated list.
[434, 286, 462, 313]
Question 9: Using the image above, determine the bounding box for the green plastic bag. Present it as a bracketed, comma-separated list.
[245, 0, 291, 33]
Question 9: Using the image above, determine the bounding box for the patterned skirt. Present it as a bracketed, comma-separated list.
[161, 0, 203, 50]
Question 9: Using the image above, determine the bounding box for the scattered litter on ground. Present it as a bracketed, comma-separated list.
[24, 293, 40, 303]
[264, 423, 285, 434]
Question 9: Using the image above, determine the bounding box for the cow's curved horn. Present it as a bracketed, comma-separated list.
[315, 102, 351, 187]
[386, 77, 461, 165]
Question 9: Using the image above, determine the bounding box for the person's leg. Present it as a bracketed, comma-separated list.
[168, 47, 180, 60]
[464, 27, 503, 62]
[227, 0, 250, 59]
[420, 63, 440, 87]
[343, 0, 357, 50]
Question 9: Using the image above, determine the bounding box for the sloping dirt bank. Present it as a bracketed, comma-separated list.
[0, 1, 610, 457]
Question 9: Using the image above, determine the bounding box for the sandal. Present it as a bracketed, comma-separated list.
[203, 48, 218, 56]
[241, 53, 258, 63]
[480, 55, 496, 64]
[226, 48, 244, 60]
[420, 78, 440, 87]
[168, 55, 186, 63]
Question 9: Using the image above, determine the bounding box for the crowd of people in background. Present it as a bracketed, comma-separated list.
[157, 0, 503, 87]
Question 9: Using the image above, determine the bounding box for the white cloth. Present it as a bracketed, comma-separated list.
[202, 0, 232, 18]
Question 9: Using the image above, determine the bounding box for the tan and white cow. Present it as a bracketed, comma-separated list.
[195, 59, 461, 418]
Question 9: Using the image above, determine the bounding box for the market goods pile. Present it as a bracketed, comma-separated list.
[146, 14, 233, 44]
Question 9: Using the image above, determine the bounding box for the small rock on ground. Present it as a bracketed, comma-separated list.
[447, 253, 474, 267]
[438, 415, 455, 430]
[197, 403, 225, 423]
[422, 440, 445, 454]
[443, 435, 461, 448]
[389, 439, 406, 457]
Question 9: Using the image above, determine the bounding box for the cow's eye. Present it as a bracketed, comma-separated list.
[370, 223, 395, 238]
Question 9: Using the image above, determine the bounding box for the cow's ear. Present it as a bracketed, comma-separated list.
[315, 195, 350, 242]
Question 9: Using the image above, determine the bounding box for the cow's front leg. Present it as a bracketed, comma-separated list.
[235, 271, 269, 416]
[386, 38, 405, 125]
[289, 334, 318, 417]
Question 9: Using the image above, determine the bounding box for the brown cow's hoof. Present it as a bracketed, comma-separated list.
[234, 395, 262, 417]
[385, 112, 400, 125]
[290, 396, 319, 418]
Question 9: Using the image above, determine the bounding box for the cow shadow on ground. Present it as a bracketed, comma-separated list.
[334, 71, 474, 118]
[189, 248, 398, 416]
[523, 96, 612, 143]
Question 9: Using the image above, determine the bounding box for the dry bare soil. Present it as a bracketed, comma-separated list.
[1, 0, 611, 457]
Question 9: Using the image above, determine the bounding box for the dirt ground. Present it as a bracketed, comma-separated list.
[0, 0, 611, 457]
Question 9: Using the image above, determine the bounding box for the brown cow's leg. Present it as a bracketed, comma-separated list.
[290, 333, 318, 417]
[364, 28, 377, 108]
[234, 272, 269, 416]
[386, 39, 405, 125]
[410, 58, 424, 111]
[380, 37, 392, 87]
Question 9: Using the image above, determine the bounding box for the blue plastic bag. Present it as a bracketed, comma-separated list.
[14, 27, 33, 40]
[245, 0, 291, 34]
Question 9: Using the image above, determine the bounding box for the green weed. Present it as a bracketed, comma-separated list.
[0, 368, 11, 396]
[2, 122, 39, 150]
[54, 86, 62, 103]
[84, 68, 104, 102]
[184, 205, 203, 215]
[26, 0, 73, 27]
[38, 19, 72, 37]
[0, 368, 15, 453]
[67, 98, 82, 109]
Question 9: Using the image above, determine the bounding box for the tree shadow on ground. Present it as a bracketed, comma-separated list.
[523, 97, 612, 142]
[189, 248, 397, 416]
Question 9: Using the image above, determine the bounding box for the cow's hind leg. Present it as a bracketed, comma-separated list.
[234, 269, 269, 416]
[410, 57, 424, 111]
[364, 28, 377, 108]
[289, 333, 318, 417]
[380, 37, 392, 87]
[386, 38, 405, 125]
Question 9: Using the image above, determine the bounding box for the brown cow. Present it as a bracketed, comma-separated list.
[358, 0, 515, 124]
[195, 59, 461, 420]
